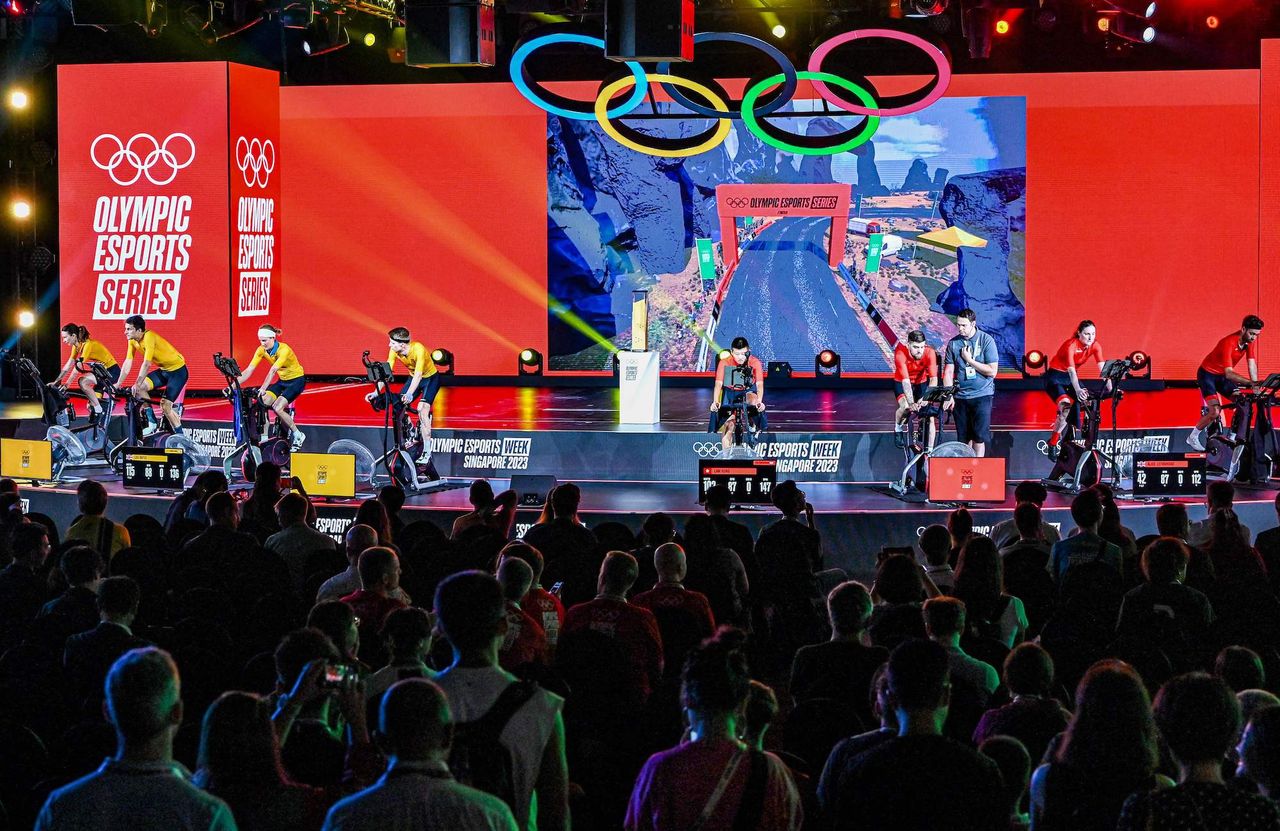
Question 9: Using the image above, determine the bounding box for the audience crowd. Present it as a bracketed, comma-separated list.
[4, 470, 1280, 829]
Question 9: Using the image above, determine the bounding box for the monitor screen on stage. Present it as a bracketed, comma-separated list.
[698, 458, 777, 504]
[122, 446, 186, 490]
[292, 452, 357, 498]
[0, 438, 52, 482]
[1132, 452, 1208, 498]
[927, 456, 1007, 503]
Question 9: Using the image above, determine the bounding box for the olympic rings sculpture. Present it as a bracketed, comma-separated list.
[511, 28, 951, 159]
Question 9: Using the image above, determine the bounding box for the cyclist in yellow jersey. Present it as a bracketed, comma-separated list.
[54, 323, 120, 422]
[232, 324, 308, 450]
[365, 326, 440, 461]
[117, 315, 188, 433]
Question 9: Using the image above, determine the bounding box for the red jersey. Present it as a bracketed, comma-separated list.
[1048, 336, 1103, 373]
[893, 343, 939, 385]
[1201, 332, 1257, 375]
[717, 355, 765, 392]
[499, 600, 549, 672]
[523, 587, 565, 647]
[631, 583, 717, 636]
[562, 596, 664, 704]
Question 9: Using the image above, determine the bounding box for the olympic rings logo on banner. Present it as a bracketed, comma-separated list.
[692, 442, 722, 458]
[725, 197, 750, 208]
[511, 28, 951, 158]
[90, 133, 196, 187]
[235, 136, 276, 188]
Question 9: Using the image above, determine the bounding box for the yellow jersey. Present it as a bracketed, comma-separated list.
[126, 330, 185, 372]
[387, 341, 437, 378]
[246, 341, 304, 381]
[73, 339, 118, 369]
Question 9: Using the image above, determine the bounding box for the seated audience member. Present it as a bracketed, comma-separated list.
[1119, 673, 1280, 829]
[65, 479, 131, 558]
[1089, 484, 1139, 584]
[979, 735, 1033, 831]
[0, 477, 17, 495]
[757, 479, 822, 574]
[521, 483, 599, 608]
[1216, 645, 1266, 694]
[924, 597, 999, 704]
[1203, 508, 1268, 585]
[1135, 502, 1192, 554]
[451, 480, 517, 540]
[181, 491, 259, 563]
[0, 522, 52, 648]
[682, 514, 750, 629]
[36, 647, 236, 831]
[307, 600, 361, 666]
[37, 544, 105, 642]
[990, 481, 1061, 550]
[496, 556, 549, 674]
[316, 525, 389, 604]
[789, 580, 888, 728]
[1050, 489, 1123, 587]
[824, 638, 1006, 830]
[999, 502, 1053, 565]
[817, 664, 898, 812]
[194, 690, 329, 831]
[743, 680, 780, 751]
[365, 607, 436, 707]
[633, 543, 716, 676]
[341, 547, 409, 665]
[868, 554, 928, 650]
[561, 552, 664, 707]
[168, 469, 228, 533]
[948, 508, 975, 566]
[1256, 492, 1280, 591]
[1030, 660, 1170, 831]
[625, 627, 803, 831]
[241, 462, 286, 541]
[954, 536, 1028, 648]
[64, 576, 151, 703]
[377, 484, 407, 542]
[1116, 537, 1214, 650]
[500, 541, 564, 649]
[266, 492, 338, 593]
[972, 643, 1071, 766]
[354, 500, 396, 550]
[323, 678, 518, 831]
[631, 511, 677, 595]
[919, 523, 956, 594]
[703, 483, 758, 580]
[1189, 480, 1252, 548]
[433, 571, 568, 831]
[1238, 705, 1280, 799]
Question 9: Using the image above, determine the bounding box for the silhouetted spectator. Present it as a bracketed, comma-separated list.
[633, 543, 716, 679]
[1216, 645, 1266, 694]
[973, 643, 1071, 766]
[954, 536, 1028, 647]
[64, 575, 151, 703]
[630, 511, 676, 595]
[500, 541, 564, 649]
[307, 601, 361, 666]
[990, 481, 1061, 550]
[180, 491, 259, 566]
[682, 514, 749, 629]
[1189, 480, 1252, 548]
[703, 484, 758, 583]
[948, 507, 975, 567]
[0, 522, 51, 649]
[789, 580, 887, 728]
[377, 484, 407, 542]
[364, 607, 436, 709]
[817, 664, 898, 813]
[920, 523, 956, 593]
[451, 480, 516, 541]
[1116, 538, 1214, 657]
[65, 479, 131, 559]
[1238, 705, 1280, 799]
[37, 544, 105, 644]
[521, 483, 599, 608]
[999, 502, 1053, 566]
[980, 735, 1033, 831]
[868, 554, 928, 650]
[496, 556, 548, 675]
[341, 547, 408, 665]
[267, 492, 337, 594]
[354, 500, 396, 550]
[317, 525, 397, 604]
[1050, 489, 1122, 587]
[1255, 492, 1280, 593]
[1204, 508, 1267, 585]
[925, 597, 999, 704]
[241, 462, 286, 542]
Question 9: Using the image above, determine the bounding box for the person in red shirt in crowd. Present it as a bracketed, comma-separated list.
[632, 543, 716, 679]
[893, 330, 940, 447]
[1190, 315, 1265, 450]
[340, 547, 408, 666]
[1043, 320, 1109, 459]
[710, 336, 766, 453]
[561, 552, 664, 706]
[500, 541, 565, 650]
[497, 556, 549, 675]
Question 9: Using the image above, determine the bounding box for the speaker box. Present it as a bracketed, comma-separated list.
[404, 0, 495, 67]
[510, 474, 557, 508]
[604, 0, 694, 62]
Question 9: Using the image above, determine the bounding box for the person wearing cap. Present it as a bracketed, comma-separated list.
[365, 326, 440, 463]
[234, 324, 307, 450]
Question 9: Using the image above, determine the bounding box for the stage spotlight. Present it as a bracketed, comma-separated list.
[995, 19, 1010, 34]
[6, 88, 29, 110]
[10, 199, 31, 220]
[771, 23, 785, 38]
[1127, 350, 1152, 379]
[815, 349, 842, 378]
[903, 0, 948, 16]
[767, 361, 793, 380]
[717, 348, 731, 363]
[302, 13, 348, 56]
[17, 310, 35, 329]
[1205, 14, 1219, 28]
[518, 348, 543, 376]
[431, 348, 454, 375]
[1022, 349, 1047, 377]
[363, 31, 375, 46]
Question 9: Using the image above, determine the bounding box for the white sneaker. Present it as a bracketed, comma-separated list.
[416, 449, 432, 464]
[291, 431, 306, 451]
[1186, 430, 1205, 451]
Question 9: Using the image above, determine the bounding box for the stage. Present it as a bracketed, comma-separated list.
[6, 383, 1278, 582]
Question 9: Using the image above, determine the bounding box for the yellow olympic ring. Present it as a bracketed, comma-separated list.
[594, 74, 733, 159]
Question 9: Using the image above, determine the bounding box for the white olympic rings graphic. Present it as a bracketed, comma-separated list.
[692, 442, 722, 458]
[235, 136, 276, 188]
[90, 133, 196, 187]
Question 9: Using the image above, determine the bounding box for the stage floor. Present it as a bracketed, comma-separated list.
[10, 382, 1207, 433]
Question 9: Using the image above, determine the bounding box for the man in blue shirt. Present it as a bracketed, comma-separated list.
[942, 308, 1000, 457]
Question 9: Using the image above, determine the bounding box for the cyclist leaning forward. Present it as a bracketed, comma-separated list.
[1188, 315, 1264, 451]
[54, 322, 120, 425]
[233, 325, 308, 451]
[365, 326, 440, 462]
[117, 315, 188, 435]
[1043, 319, 1109, 460]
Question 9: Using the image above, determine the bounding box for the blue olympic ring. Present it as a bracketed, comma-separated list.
[510, 32, 648, 121]
[654, 32, 798, 120]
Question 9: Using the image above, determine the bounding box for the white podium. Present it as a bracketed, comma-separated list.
[618, 350, 660, 425]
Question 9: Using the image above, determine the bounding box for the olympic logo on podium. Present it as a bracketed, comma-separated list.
[235, 136, 276, 188]
[90, 133, 196, 187]
[511, 28, 950, 159]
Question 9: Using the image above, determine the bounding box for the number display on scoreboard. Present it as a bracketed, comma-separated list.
[1132, 452, 1207, 498]
[698, 459, 778, 504]
[122, 446, 186, 490]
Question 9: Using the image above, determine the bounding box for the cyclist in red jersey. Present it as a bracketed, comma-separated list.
[1043, 320, 1109, 458]
[893, 330, 940, 448]
[710, 336, 766, 453]
[1188, 315, 1263, 450]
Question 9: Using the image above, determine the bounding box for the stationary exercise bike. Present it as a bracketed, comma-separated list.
[97, 365, 206, 479]
[213, 352, 292, 482]
[339, 350, 440, 492]
[1205, 373, 1280, 485]
[10, 354, 94, 479]
[889, 385, 970, 498]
